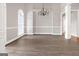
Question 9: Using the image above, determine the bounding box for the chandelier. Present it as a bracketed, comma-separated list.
[38, 4, 49, 16]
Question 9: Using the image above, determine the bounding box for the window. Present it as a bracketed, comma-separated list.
[18, 9, 24, 35]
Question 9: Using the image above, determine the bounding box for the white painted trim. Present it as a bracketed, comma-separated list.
[53, 26, 62, 28]
[24, 33, 33, 35]
[33, 33, 62, 35]
[5, 33, 24, 45]
[24, 33, 62, 35]
[52, 33, 62, 35]
[33, 26, 61, 28]
[71, 34, 79, 37]
[7, 26, 26, 30]
[25, 32, 62, 35]
[34, 33, 53, 34]
[7, 27, 17, 30]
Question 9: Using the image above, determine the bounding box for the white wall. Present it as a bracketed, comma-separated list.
[70, 3, 79, 37]
[71, 11, 79, 37]
[6, 3, 25, 41]
[29, 3, 62, 35]
[6, 3, 63, 42]
[71, 11, 78, 36]
[71, 3, 79, 37]
[24, 3, 62, 35]
[24, 4, 33, 34]
[52, 5, 62, 35]
[26, 11, 33, 34]
[34, 10, 53, 34]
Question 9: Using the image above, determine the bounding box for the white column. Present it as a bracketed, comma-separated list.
[0, 3, 7, 53]
[65, 4, 71, 39]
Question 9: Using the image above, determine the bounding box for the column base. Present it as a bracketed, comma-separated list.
[65, 34, 71, 39]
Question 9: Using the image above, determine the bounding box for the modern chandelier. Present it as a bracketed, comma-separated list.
[38, 3, 49, 16]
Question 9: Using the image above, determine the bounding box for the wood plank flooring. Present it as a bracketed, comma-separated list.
[6, 35, 79, 56]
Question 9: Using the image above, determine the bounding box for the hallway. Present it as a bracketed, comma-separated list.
[6, 35, 79, 56]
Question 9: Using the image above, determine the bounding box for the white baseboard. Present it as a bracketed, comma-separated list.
[5, 33, 25, 45]
[33, 32, 53, 34]
[24, 33, 33, 35]
[52, 33, 62, 35]
[24, 33, 62, 35]
[33, 33, 62, 35]
[71, 34, 79, 37]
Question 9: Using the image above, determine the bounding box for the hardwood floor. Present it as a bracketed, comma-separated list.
[6, 35, 79, 56]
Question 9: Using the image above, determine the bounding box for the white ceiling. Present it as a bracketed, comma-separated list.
[24, 3, 62, 9]
[7, 3, 79, 10]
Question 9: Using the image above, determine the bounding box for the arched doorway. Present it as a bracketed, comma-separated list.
[18, 9, 24, 35]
